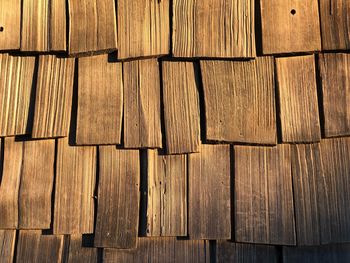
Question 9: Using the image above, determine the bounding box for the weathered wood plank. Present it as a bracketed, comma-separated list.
[123, 59, 162, 148]
[32, 55, 75, 138]
[76, 54, 123, 145]
[319, 53, 350, 137]
[0, 0, 21, 50]
[54, 138, 96, 234]
[188, 144, 231, 239]
[162, 62, 200, 154]
[117, 0, 169, 59]
[291, 143, 322, 246]
[173, 0, 256, 58]
[276, 55, 321, 143]
[260, 0, 321, 54]
[200, 57, 277, 144]
[68, 0, 117, 55]
[0, 54, 35, 136]
[234, 144, 296, 245]
[0, 230, 16, 263]
[16, 231, 65, 263]
[217, 241, 278, 263]
[104, 238, 210, 263]
[50, 0, 67, 51]
[320, 0, 350, 51]
[67, 235, 98, 263]
[145, 150, 187, 236]
[94, 147, 140, 248]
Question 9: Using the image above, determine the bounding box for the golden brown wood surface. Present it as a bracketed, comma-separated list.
[0, 0, 21, 50]
[67, 235, 98, 263]
[0, 230, 16, 263]
[123, 59, 162, 148]
[173, 0, 256, 58]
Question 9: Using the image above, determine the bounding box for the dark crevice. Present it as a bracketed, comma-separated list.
[12, 230, 20, 263]
[255, 0, 263, 56]
[315, 54, 326, 138]
[158, 58, 167, 154]
[92, 146, 100, 238]
[273, 59, 283, 144]
[0, 138, 4, 184]
[230, 145, 235, 242]
[138, 150, 148, 236]
[193, 60, 206, 144]
[209, 240, 217, 263]
[68, 58, 78, 145]
[26, 55, 39, 135]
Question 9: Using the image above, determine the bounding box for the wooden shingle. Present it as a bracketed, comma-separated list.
[0, 230, 16, 263]
[320, 0, 350, 51]
[94, 147, 140, 248]
[54, 138, 96, 234]
[200, 57, 277, 144]
[188, 144, 231, 240]
[162, 62, 200, 154]
[76, 54, 123, 145]
[173, 0, 256, 58]
[117, 0, 169, 59]
[319, 53, 350, 137]
[123, 59, 162, 148]
[0, 54, 35, 136]
[234, 144, 295, 245]
[145, 150, 187, 237]
[32, 55, 75, 138]
[67, 235, 98, 263]
[276, 55, 321, 143]
[0, 0, 21, 50]
[260, 0, 321, 54]
[68, 0, 117, 55]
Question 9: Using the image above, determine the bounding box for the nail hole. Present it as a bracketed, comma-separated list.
[0, 26, 4, 32]
[290, 9, 296, 15]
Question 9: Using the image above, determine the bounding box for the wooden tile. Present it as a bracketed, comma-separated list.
[276, 55, 321, 143]
[0, 0, 21, 50]
[54, 138, 96, 234]
[117, 0, 169, 59]
[260, 0, 321, 54]
[200, 57, 277, 144]
[162, 62, 200, 154]
[68, 0, 117, 55]
[0, 54, 35, 136]
[104, 238, 210, 263]
[188, 144, 231, 239]
[145, 150, 187, 236]
[217, 241, 278, 263]
[319, 53, 350, 137]
[76, 54, 123, 145]
[291, 143, 322, 246]
[32, 55, 75, 138]
[0, 230, 16, 263]
[68, 235, 98, 263]
[234, 144, 295, 245]
[21, 0, 66, 51]
[173, 0, 256, 58]
[320, 0, 350, 51]
[123, 59, 162, 148]
[94, 147, 140, 248]
[16, 231, 65, 263]
[319, 137, 350, 244]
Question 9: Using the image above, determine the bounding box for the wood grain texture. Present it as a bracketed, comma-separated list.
[173, 0, 256, 58]
[76, 54, 123, 145]
[234, 144, 296, 245]
[117, 0, 169, 59]
[200, 57, 277, 144]
[54, 138, 96, 234]
[319, 53, 350, 137]
[68, 235, 98, 263]
[104, 238, 210, 263]
[123, 59, 162, 148]
[319, 137, 350, 244]
[217, 241, 278, 263]
[276, 55, 321, 143]
[32, 55, 75, 138]
[145, 150, 187, 237]
[68, 0, 117, 55]
[94, 147, 140, 248]
[260, 0, 321, 54]
[291, 143, 322, 246]
[21, 0, 66, 51]
[162, 62, 200, 154]
[188, 144, 231, 239]
[0, 54, 35, 136]
[320, 0, 350, 51]
[0, 230, 16, 263]
[0, 0, 21, 50]
[16, 231, 65, 263]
